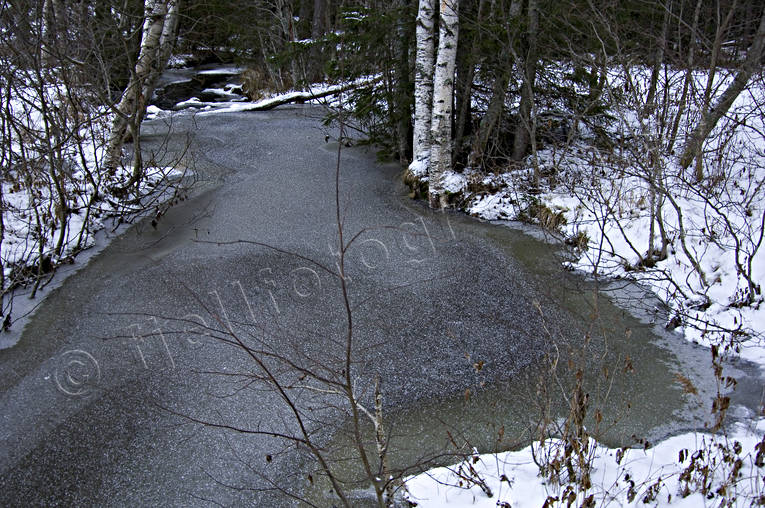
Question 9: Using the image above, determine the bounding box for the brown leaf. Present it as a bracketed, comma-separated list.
[673, 373, 698, 395]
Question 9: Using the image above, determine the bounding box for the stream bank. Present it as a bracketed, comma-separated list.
[0, 105, 761, 506]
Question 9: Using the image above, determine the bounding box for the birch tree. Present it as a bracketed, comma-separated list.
[428, 0, 460, 208]
[143, 0, 180, 113]
[104, 0, 177, 185]
[409, 0, 436, 176]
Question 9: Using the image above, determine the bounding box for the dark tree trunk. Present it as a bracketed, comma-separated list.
[393, 0, 414, 164]
[309, 0, 328, 81]
[680, 5, 765, 169]
[453, 0, 485, 165]
[643, 0, 671, 119]
[469, 67, 510, 167]
[512, 0, 538, 162]
[297, 0, 313, 39]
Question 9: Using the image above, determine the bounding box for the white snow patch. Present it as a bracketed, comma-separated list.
[197, 66, 245, 76]
[408, 157, 429, 178]
[406, 419, 765, 507]
[441, 171, 468, 194]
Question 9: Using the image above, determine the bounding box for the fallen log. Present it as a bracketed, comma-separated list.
[200, 77, 381, 115]
[248, 78, 379, 111]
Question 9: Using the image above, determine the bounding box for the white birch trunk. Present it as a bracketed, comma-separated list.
[428, 0, 459, 208]
[142, 0, 180, 109]
[409, 0, 436, 176]
[157, 0, 180, 73]
[105, 0, 169, 173]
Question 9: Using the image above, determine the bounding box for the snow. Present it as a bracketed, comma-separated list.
[166, 54, 193, 69]
[468, 193, 515, 220]
[199, 87, 245, 101]
[533, 82, 765, 363]
[404, 63, 765, 506]
[197, 77, 378, 116]
[1, 77, 190, 345]
[173, 96, 209, 109]
[405, 419, 765, 507]
[145, 105, 171, 120]
[408, 157, 430, 178]
[425, 67, 765, 367]
[197, 66, 245, 76]
[441, 171, 468, 194]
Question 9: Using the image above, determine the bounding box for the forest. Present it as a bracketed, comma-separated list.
[1, 0, 764, 506]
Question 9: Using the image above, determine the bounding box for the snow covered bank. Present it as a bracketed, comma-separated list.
[402, 64, 765, 507]
[408, 67, 765, 368]
[405, 419, 765, 507]
[1, 79, 189, 343]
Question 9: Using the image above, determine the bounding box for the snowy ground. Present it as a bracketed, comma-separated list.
[404, 419, 765, 507]
[1, 80, 188, 340]
[420, 68, 765, 367]
[147, 66, 765, 506]
[10, 62, 761, 504]
[404, 64, 765, 505]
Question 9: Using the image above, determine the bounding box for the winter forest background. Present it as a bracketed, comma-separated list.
[1, 0, 765, 506]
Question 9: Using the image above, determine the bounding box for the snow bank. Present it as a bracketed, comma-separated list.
[406, 419, 765, 507]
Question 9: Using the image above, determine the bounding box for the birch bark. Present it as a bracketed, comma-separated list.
[142, 0, 180, 116]
[428, 0, 460, 208]
[104, 0, 169, 175]
[409, 0, 436, 175]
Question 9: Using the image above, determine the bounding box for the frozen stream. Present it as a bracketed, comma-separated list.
[0, 105, 761, 506]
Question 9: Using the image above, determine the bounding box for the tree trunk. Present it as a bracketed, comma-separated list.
[511, 0, 538, 162]
[468, 67, 510, 167]
[453, 0, 486, 164]
[297, 0, 313, 39]
[312, 0, 327, 37]
[393, 0, 413, 165]
[275, 0, 301, 85]
[409, 0, 436, 171]
[428, 0, 460, 208]
[667, 0, 703, 153]
[692, 0, 738, 180]
[105, 0, 169, 176]
[643, 0, 671, 119]
[142, 0, 180, 116]
[453, 29, 474, 162]
[41, 0, 63, 66]
[309, 0, 328, 81]
[468, 0, 521, 167]
[680, 5, 765, 169]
